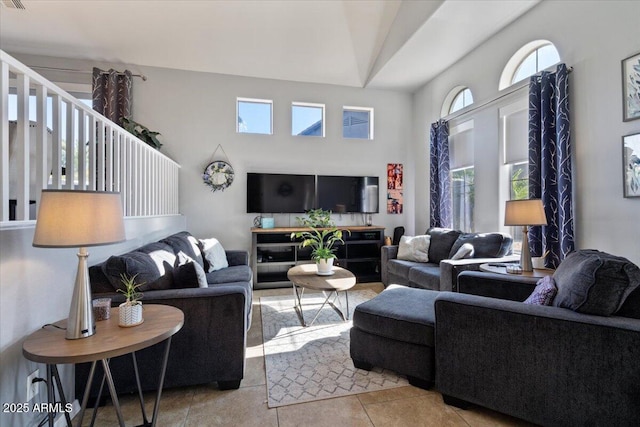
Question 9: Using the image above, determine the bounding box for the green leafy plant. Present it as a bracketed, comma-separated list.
[117, 273, 144, 306]
[122, 117, 163, 150]
[291, 209, 346, 261]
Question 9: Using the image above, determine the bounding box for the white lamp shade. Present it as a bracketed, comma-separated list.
[33, 190, 126, 248]
[504, 199, 548, 226]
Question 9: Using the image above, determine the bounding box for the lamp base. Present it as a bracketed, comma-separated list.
[520, 226, 533, 272]
[66, 247, 95, 339]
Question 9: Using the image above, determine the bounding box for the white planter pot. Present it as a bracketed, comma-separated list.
[119, 302, 143, 327]
[317, 258, 334, 275]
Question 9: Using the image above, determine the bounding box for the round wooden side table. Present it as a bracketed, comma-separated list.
[23, 304, 184, 427]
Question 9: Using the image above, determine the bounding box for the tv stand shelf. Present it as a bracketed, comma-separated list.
[251, 226, 385, 289]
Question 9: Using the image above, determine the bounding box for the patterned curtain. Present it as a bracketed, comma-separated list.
[92, 67, 132, 126]
[429, 120, 452, 228]
[528, 63, 574, 268]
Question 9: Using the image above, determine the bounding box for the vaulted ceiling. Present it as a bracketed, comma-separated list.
[0, 0, 539, 91]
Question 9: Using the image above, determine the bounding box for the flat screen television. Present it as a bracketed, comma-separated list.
[317, 175, 379, 213]
[247, 173, 315, 213]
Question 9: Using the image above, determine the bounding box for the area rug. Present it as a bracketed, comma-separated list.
[261, 289, 408, 408]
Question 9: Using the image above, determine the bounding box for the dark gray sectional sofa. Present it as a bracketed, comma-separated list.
[381, 227, 516, 291]
[75, 231, 253, 400]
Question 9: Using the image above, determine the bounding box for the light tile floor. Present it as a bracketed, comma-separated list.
[77, 283, 537, 427]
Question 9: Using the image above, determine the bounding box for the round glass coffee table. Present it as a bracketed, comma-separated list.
[287, 264, 356, 327]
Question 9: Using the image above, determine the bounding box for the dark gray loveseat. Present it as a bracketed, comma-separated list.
[382, 227, 516, 291]
[435, 250, 640, 426]
[75, 231, 253, 400]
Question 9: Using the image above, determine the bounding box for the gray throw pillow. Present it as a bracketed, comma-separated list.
[173, 253, 208, 288]
[102, 243, 175, 292]
[552, 250, 640, 316]
[426, 228, 462, 263]
[449, 232, 512, 259]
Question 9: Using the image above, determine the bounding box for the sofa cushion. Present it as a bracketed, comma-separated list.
[173, 253, 208, 288]
[426, 228, 462, 263]
[523, 276, 557, 305]
[397, 235, 431, 262]
[449, 232, 512, 259]
[199, 238, 229, 272]
[552, 250, 640, 316]
[102, 242, 175, 292]
[352, 285, 437, 347]
[450, 243, 475, 260]
[206, 265, 252, 285]
[387, 259, 421, 279]
[89, 265, 117, 294]
[408, 264, 442, 291]
[161, 231, 205, 268]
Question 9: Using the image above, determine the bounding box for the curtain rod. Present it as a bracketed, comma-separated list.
[442, 65, 573, 123]
[29, 65, 148, 81]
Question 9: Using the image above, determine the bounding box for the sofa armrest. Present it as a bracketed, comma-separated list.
[439, 254, 519, 292]
[381, 245, 399, 286]
[434, 292, 640, 426]
[456, 270, 538, 301]
[226, 250, 249, 266]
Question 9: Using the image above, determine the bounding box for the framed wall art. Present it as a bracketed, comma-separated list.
[622, 52, 640, 121]
[387, 163, 403, 214]
[623, 132, 640, 198]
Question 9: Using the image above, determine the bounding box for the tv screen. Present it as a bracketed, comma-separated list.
[317, 175, 379, 213]
[247, 173, 315, 213]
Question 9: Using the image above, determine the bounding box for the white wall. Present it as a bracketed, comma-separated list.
[0, 215, 185, 427]
[413, 0, 640, 265]
[130, 65, 414, 246]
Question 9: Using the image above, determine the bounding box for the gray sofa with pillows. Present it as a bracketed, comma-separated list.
[435, 249, 640, 426]
[381, 227, 516, 291]
[75, 231, 253, 400]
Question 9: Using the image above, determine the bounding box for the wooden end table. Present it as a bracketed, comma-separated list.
[479, 262, 554, 278]
[23, 304, 184, 427]
[287, 264, 356, 327]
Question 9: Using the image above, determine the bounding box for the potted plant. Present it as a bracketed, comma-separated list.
[117, 273, 144, 327]
[292, 209, 346, 275]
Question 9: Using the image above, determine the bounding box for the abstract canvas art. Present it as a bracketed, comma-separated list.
[623, 133, 640, 198]
[387, 163, 403, 214]
[622, 52, 640, 121]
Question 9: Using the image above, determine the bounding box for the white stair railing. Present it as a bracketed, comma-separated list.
[0, 50, 180, 225]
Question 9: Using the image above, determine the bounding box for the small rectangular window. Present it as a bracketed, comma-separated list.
[237, 98, 273, 135]
[292, 102, 325, 137]
[343, 106, 373, 139]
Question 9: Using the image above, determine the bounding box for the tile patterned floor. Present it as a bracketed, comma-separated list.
[77, 283, 537, 427]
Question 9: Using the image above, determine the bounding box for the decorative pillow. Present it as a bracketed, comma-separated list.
[102, 244, 175, 292]
[199, 238, 229, 272]
[552, 250, 640, 316]
[449, 232, 512, 259]
[524, 276, 557, 305]
[173, 253, 208, 288]
[426, 228, 462, 263]
[397, 235, 431, 263]
[160, 231, 205, 268]
[450, 243, 475, 260]
[616, 286, 640, 319]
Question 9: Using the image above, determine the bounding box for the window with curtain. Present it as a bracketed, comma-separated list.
[449, 120, 475, 232]
[500, 97, 529, 250]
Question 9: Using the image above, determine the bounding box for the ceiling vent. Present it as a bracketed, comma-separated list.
[1, 0, 26, 9]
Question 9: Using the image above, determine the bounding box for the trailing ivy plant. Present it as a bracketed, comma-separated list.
[122, 117, 163, 150]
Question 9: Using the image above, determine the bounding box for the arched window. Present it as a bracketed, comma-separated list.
[499, 40, 560, 90]
[441, 86, 474, 117]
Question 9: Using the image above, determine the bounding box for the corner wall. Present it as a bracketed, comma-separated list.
[412, 0, 640, 264]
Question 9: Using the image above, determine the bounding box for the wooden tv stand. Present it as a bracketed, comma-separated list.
[251, 225, 385, 289]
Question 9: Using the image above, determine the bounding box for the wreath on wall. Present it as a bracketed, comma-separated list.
[203, 145, 235, 192]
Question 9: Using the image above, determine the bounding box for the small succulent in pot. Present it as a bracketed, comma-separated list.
[117, 274, 144, 327]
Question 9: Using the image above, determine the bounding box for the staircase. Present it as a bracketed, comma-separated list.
[0, 50, 180, 226]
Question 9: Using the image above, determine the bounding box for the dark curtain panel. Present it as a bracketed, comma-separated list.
[528, 63, 574, 268]
[429, 120, 452, 228]
[92, 67, 132, 126]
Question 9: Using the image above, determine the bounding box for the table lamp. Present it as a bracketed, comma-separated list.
[504, 199, 547, 272]
[33, 190, 126, 339]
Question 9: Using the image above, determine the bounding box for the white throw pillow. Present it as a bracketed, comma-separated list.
[451, 243, 475, 260]
[397, 235, 431, 263]
[199, 238, 229, 272]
